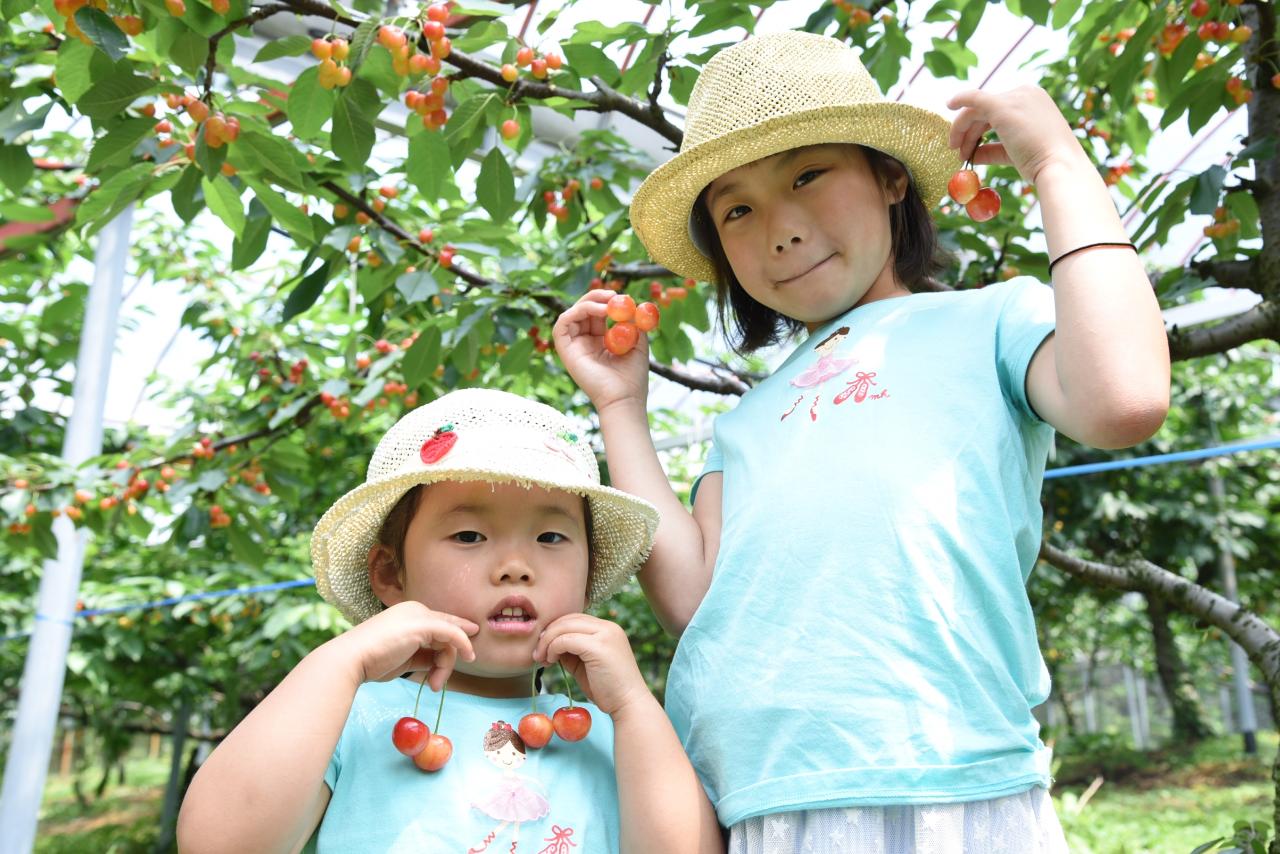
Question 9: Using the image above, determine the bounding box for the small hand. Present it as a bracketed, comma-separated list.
[534, 613, 649, 717]
[552, 291, 651, 414]
[947, 85, 1086, 185]
[342, 600, 478, 691]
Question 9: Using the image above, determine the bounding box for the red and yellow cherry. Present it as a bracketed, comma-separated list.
[634, 301, 660, 332]
[965, 187, 1001, 222]
[518, 713, 554, 749]
[515, 46, 534, 67]
[378, 25, 406, 49]
[392, 717, 431, 756]
[426, 3, 448, 22]
[422, 20, 444, 41]
[432, 37, 451, 58]
[553, 706, 592, 742]
[412, 734, 452, 771]
[501, 119, 520, 140]
[164, 0, 185, 15]
[603, 322, 639, 357]
[114, 14, 143, 34]
[501, 63, 518, 82]
[311, 38, 332, 59]
[606, 294, 636, 323]
[530, 57, 548, 79]
[947, 169, 980, 205]
[545, 52, 563, 70]
[330, 38, 349, 60]
[210, 0, 228, 14]
[589, 177, 604, 191]
[418, 227, 434, 243]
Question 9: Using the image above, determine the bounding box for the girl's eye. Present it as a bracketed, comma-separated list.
[795, 169, 823, 188]
[537, 532, 568, 544]
[723, 204, 750, 223]
[453, 531, 485, 544]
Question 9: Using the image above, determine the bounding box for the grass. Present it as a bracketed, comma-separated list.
[26, 732, 1278, 852]
[1053, 730, 1277, 854]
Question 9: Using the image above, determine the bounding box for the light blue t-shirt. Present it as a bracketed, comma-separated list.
[312, 679, 619, 853]
[669, 278, 1058, 828]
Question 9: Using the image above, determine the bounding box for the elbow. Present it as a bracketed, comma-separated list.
[1080, 390, 1169, 449]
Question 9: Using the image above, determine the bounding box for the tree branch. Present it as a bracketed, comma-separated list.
[1167, 299, 1280, 360]
[1039, 541, 1280, 685]
[1190, 257, 1264, 293]
[648, 359, 749, 396]
[202, 3, 295, 100]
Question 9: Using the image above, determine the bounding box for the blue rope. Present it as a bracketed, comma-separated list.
[3, 436, 1278, 646]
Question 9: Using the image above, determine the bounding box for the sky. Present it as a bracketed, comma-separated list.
[31, 0, 1257, 439]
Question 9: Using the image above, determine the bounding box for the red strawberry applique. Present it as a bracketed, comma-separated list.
[420, 424, 457, 464]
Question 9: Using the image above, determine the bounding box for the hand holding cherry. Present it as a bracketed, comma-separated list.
[516, 664, 593, 750]
[602, 293, 661, 356]
[393, 679, 454, 772]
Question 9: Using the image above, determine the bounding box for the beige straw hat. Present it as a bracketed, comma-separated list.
[311, 388, 659, 625]
[630, 30, 963, 282]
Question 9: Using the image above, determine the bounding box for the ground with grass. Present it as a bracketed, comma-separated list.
[24, 732, 1278, 852]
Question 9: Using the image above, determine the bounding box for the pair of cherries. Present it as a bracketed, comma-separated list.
[947, 166, 1001, 222]
[391, 665, 592, 772]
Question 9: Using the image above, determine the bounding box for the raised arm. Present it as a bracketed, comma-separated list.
[554, 292, 721, 635]
[948, 85, 1170, 448]
[177, 602, 477, 853]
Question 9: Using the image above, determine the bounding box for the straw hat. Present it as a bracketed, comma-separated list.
[630, 30, 963, 282]
[311, 388, 659, 625]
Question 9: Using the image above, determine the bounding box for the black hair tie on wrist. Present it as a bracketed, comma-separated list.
[1048, 241, 1137, 275]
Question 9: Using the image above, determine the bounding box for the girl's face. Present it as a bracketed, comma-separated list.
[486, 742, 526, 770]
[374, 480, 590, 698]
[705, 144, 909, 330]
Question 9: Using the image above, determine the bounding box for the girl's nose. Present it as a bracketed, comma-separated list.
[492, 553, 534, 584]
[774, 234, 802, 254]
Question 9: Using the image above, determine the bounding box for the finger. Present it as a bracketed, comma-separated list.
[434, 612, 480, 636]
[425, 622, 477, 662]
[969, 141, 1010, 167]
[945, 88, 988, 113]
[535, 613, 600, 660]
[952, 119, 993, 165]
[553, 299, 610, 342]
[543, 631, 599, 666]
[427, 644, 457, 691]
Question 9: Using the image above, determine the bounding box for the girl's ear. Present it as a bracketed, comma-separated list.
[368, 545, 406, 606]
[885, 160, 909, 205]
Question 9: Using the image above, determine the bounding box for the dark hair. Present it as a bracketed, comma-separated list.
[371, 485, 595, 585]
[483, 721, 526, 754]
[694, 144, 943, 355]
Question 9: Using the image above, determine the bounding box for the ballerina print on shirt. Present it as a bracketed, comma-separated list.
[467, 721, 550, 853]
[783, 327, 855, 422]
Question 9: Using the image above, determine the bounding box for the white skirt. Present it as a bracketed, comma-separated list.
[728, 786, 1068, 854]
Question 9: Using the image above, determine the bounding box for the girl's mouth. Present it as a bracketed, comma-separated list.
[777, 253, 834, 286]
[487, 598, 538, 634]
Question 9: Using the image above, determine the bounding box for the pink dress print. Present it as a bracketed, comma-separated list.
[791, 353, 857, 389]
[472, 774, 550, 822]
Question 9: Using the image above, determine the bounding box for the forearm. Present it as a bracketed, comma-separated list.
[597, 398, 713, 634]
[613, 693, 724, 854]
[178, 639, 361, 853]
[1036, 155, 1170, 437]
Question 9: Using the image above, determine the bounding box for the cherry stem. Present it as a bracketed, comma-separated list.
[557, 661, 575, 708]
[433, 682, 447, 732]
[411, 674, 427, 719]
[529, 670, 539, 714]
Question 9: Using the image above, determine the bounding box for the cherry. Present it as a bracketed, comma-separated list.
[330, 38, 349, 60]
[606, 294, 636, 323]
[412, 734, 452, 771]
[392, 717, 431, 756]
[545, 52, 563, 70]
[589, 177, 604, 191]
[163, 0, 184, 15]
[1189, 0, 1208, 15]
[377, 25, 406, 50]
[530, 57, 548, 79]
[426, 3, 448, 22]
[947, 169, 980, 205]
[634, 301, 660, 332]
[375, 338, 394, 353]
[421, 20, 444, 41]
[965, 187, 1001, 222]
[500, 119, 520, 140]
[418, 227, 434, 243]
[515, 46, 534, 67]
[311, 38, 332, 59]
[553, 706, 592, 742]
[501, 63, 518, 82]
[603, 322, 639, 356]
[438, 246, 455, 267]
[518, 713, 554, 749]
[154, 120, 172, 135]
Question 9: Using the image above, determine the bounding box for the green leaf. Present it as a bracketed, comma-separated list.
[401, 325, 442, 388]
[346, 18, 380, 75]
[1, 0, 37, 18]
[1189, 165, 1226, 215]
[561, 43, 620, 86]
[0, 99, 51, 144]
[1107, 8, 1163, 103]
[331, 87, 375, 168]
[395, 269, 439, 304]
[0, 200, 53, 221]
[225, 524, 266, 566]
[268, 395, 311, 429]
[0, 144, 34, 193]
[407, 128, 451, 199]
[242, 178, 313, 243]
[235, 128, 305, 190]
[1019, 0, 1051, 26]
[73, 8, 129, 63]
[232, 204, 272, 270]
[86, 117, 153, 173]
[77, 70, 155, 122]
[170, 165, 204, 223]
[445, 93, 494, 147]
[286, 65, 334, 140]
[194, 122, 228, 176]
[475, 146, 515, 221]
[75, 162, 151, 235]
[201, 176, 246, 236]
[169, 26, 208, 77]
[282, 259, 332, 320]
[254, 35, 312, 61]
[54, 39, 99, 104]
[451, 0, 507, 17]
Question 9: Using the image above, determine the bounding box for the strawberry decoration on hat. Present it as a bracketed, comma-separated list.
[420, 423, 457, 464]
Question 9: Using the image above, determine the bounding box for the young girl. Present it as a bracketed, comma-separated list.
[554, 30, 1169, 853]
[177, 389, 724, 853]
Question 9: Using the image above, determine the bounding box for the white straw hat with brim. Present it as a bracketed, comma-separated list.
[311, 388, 659, 625]
[630, 30, 963, 283]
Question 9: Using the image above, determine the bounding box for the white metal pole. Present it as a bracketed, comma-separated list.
[0, 205, 133, 853]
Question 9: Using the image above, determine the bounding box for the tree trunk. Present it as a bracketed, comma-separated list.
[1146, 593, 1215, 743]
[1044, 653, 1079, 736]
